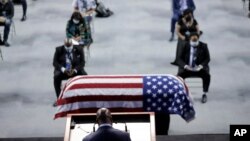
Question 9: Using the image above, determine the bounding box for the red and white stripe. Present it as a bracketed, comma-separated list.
[55, 75, 145, 119]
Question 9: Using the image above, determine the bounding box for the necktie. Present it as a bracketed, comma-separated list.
[191, 47, 197, 68]
[66, 51, 72, 70]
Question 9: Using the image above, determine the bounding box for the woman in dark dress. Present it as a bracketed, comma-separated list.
[171, 9, 200, 65]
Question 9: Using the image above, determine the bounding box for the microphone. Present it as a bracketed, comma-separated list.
[124, 122, 128, 132]
[70, 121, 76, 130]
[114, 122, 128, 133]
[93, 122, 96, 132]
[77, 126, 90, 133]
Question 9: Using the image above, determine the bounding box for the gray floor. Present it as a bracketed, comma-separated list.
[1, 0, 250, 138]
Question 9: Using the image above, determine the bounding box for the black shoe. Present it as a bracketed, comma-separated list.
[170, 61, 178, 66]
[21, 16, 26, 22]
[53, 101, 57, 107]
[4, 41, 10, 47]
[0, 40, 4, 45]
[169, 35, 174, 42]
[201, 94, 207, 103]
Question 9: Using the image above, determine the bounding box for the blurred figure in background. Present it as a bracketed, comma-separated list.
[95, 0, 113, 18]
[176, 32, 210, 103]
[0, 0, 14, 47]
[169, 0, 195, 42]
[66, 12, 92, 48]
[242, 0, 250, 18]
[53, 38, 87, 105]
[171, 9, 200, 65]
[20, 0, 27, 21]
[72, 0, 96, 28]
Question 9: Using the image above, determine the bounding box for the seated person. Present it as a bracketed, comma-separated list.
[83, 108, 131, 141]
[176, 32, 210, 103]
[95, 0, 113, 18]
[53, 38, 87, 104]
[66, 12, 92, 48]
[0, 0, 14, 47]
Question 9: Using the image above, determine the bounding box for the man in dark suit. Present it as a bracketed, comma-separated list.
[83, 108, 131, 141]
[176, 32, 211, 103]
[53, 38, 87, 100]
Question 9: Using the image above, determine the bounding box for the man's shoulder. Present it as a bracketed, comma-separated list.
[199, 41, 208, 48]
[109, 127, 130, 136]
[73, 45, 83, 52]
[55, 45, 64, 50]
[55, 45, 65, 53]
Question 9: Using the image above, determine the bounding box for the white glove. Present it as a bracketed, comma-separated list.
[184, 65, 193, 71]
[193, 65, 203, 72]
[74, 69, 77, 74]
[61, 67, 66, 73]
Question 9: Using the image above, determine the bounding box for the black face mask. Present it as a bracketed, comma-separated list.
[185, 15, 192, 22]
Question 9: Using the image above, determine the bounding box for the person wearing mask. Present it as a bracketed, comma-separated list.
[169, 0, 195, 42]
[73, 0, 96, 18]
[72, 0, 96, 45]
[82, 108, 131, 141]
[171, 8, 200, 65]
[0, 0, 14, 47]
[66, 12, 92, 48]
[176, 32, 210, 103]
[53, 38, 87, 105]
[20, 0, 27, 21]
[72, 0, 96, 28]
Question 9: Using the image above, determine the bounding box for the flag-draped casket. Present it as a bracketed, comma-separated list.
[55, 74, 195, 122]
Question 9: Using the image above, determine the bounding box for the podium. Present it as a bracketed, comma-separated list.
[64, 112, 156, 141]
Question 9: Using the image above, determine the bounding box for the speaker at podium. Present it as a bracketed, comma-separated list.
[64, 112, 156, 141]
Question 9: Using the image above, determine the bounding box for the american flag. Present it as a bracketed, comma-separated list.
[55, 75, 195, 122]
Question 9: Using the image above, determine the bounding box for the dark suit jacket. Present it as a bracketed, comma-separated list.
[83, 126, 131, 141]
[176, 41, 210, 73]
[53, 45, 85, 75]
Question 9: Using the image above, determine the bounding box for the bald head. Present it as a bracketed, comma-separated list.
[64, 38, 72, 47]
[96, 108, 112, 125]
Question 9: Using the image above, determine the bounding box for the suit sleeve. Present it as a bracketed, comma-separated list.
[74, 47, 85, 71]
[66, 21, 73, 38]
[200, 43, 210, 66]
[53, 48, 63, 70]
[7, 2, 14, 19]
[176, 43, 188, 68]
